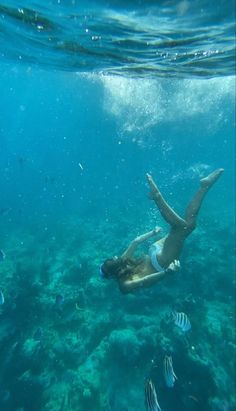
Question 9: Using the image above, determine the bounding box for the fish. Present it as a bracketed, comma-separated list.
[33, 327, 43, 341]
[1, 389, 10, 402]
[0, 289, 4, 305]
[172, 311, 191, 332]
[0, 249, 6, 262]
[0, 207, 12, 216]
[163, 355, 177, 388]
[145, 379, 162, 411]
[188, 395, 199, 403]
[55, 294, 64, 307]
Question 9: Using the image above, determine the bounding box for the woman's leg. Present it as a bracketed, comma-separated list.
[146, 169, 224, 268]
[146, 173, 186, 227]
[184, 168, 224, 228]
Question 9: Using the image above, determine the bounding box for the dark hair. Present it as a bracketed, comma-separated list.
[101, 257, 138, 280]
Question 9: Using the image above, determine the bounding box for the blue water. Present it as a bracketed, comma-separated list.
[0, 1, 235, 411]
[0, 0, 235, 76]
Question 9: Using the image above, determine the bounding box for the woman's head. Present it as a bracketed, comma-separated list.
[100, 256, 136, 280]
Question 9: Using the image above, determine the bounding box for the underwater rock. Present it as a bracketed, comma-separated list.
[22, 338, 41, 360]
[108, 328, 141, 365]
[210, 397, 236, 411]
[79, 340, 108, 388]
[0, 319, 16, 343]
[63, 264, 83, 284]
[52, 339, 83, 369]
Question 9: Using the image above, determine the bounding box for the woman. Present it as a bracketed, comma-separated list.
[100, 168, 224, 294]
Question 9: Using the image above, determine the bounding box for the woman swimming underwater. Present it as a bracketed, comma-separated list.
[100, 168, 224, 294]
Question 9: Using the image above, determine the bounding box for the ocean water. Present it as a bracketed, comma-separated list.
[0, 1, 235, 411]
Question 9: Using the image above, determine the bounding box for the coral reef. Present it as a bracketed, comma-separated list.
[0, 210, 235, 411]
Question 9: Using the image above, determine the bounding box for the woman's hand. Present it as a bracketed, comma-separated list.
[153, 226, 162, 235]
[166, 260, 180, 273]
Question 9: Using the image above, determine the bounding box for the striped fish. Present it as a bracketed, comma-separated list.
[0, 249, 6, 262]
[0, 289, 4, 305]
[145, 379, 162, 411]
[172, 311, 191, 332]
[163, 355, 177, 388]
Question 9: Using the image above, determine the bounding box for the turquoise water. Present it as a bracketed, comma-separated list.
[0, 1, 235, 410]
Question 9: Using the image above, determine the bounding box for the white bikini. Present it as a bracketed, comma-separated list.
[149, 242, 164, 272]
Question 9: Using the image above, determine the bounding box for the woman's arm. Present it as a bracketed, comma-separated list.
[120, 270, 166, 293]
[121, 227, 162, 259]
[119, 260, 180, 293]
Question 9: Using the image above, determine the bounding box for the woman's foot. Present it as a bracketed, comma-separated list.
[146, 173, 160, 199]
[200, 168, 224, 189]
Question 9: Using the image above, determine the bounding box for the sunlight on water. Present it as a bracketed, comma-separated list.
[0, 0, 234, 76]
[99, 75, 235, 138]
[101, 77, 164, 136]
